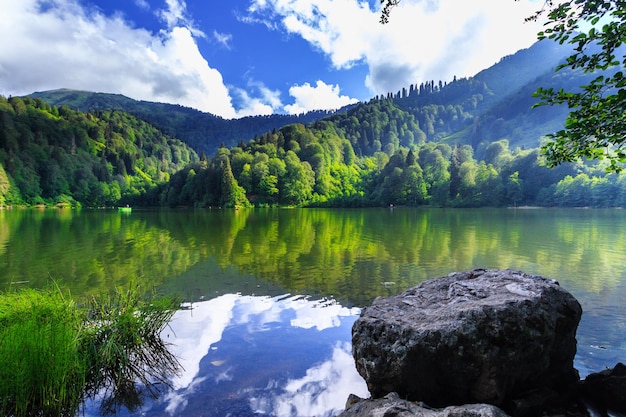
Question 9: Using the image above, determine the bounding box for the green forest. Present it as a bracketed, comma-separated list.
[0, 95, 197, 207]
[2, 41, 625, 209]
[152, 115, 625, 209]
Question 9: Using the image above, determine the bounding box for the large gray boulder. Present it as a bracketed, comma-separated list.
[352, 269, 582, 413]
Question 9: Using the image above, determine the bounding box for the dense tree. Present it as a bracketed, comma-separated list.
[30, 89, 340, 156]
[4, 92, 624, 209]
[506, 171, 524, 206]
[0, 163, 18, 206]
[220, 158, 251, 208]
[281, 151, 315, 204]
[10, 24, 626, 209]
[483, 139, 513, 169]
[419, 143, 451, 206]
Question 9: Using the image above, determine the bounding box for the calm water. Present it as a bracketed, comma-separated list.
[1, 208, 625, 416]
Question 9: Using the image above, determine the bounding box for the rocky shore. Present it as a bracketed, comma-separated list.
[336, 269, 626, 417]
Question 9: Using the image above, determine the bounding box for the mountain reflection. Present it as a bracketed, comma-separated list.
[84, 293, 368, 417]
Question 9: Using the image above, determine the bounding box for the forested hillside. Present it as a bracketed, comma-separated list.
[144, 40, 626, 209]
[7, 40, 626, 209]
[0, 96, 197, 207]
[30, 89, 344, 155]
[147, 116, 626, 209]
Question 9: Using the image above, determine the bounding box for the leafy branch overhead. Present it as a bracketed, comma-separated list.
[527, 0, 626, 172]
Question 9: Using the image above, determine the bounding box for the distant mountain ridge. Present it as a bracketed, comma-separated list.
[29, 89, 350, 155]
[29, 40, 579, 158]
[315, 39, 589, 159]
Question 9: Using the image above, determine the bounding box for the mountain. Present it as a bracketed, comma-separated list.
[12, 39, 624, 210]
[29, 89, 349, 156]
[374, 40, 582, 154]
[29, 40, 576, 159]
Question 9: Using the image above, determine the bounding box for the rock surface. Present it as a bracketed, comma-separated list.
[336, 392, 510, 417]
[581, 362, 626, 414]
[351, 269, 582, 413]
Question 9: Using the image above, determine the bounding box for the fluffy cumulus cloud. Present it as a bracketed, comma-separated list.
[0, 0, 239, 118]
[0, 0, 549, 118]
[285, 80, 358, 114]
[246, 0, 546, 96]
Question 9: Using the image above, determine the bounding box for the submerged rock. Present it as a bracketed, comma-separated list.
[351, 269, 582, 414]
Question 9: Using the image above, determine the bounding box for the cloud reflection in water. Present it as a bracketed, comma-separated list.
[159, 293, 368, 417]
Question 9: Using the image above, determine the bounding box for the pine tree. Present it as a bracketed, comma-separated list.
[220, 158, 250, 208]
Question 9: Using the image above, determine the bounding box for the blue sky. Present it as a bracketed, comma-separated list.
[0, 0, 546, 118]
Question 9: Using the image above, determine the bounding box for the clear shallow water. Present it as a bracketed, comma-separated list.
[1, 208, 625, 416]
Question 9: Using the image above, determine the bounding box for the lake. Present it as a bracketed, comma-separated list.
[1, 208, 625, 416]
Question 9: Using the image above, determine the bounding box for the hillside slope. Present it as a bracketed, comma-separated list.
[30, 40, 577, 159]
[0, 95, 197, 206]
[29, 89, 346, 155]
[15, 39, 624, 209]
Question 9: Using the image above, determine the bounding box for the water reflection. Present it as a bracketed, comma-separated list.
[575, 286, 626, 377]
[3, 208, 626, 304]
[84, 293, 367, 417]
[2, 208, 626, 413]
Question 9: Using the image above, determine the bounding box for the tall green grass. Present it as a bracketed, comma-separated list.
[0, 285, 181, 417]
[0, 288, 86, 417]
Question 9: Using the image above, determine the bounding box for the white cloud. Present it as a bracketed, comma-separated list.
[233, 78, 284, 116]
[246, 0, 546, 96]
[134, 0, 150, 11]
[213, 30, 233, 48]
[234, 90, 277, 116]
[157, 0, 206, 38]
[284, 80, 358, 114]
[0, 0, 552, 119]
[0, 0, 239, 118]
[233, 77, 358, 116]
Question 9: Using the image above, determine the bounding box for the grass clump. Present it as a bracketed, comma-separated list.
[0, 285, 181, 417]
[81, 287, 181, 414]
[0, 288, 86, 417]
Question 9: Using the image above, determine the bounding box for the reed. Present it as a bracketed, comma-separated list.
[81, 285, 181, 414]
[0, 284, 181, 417]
